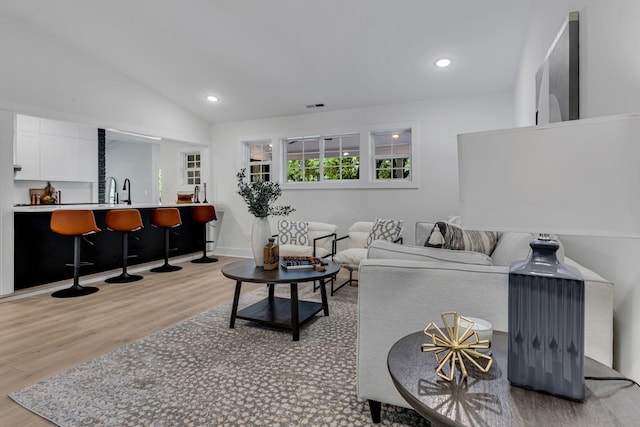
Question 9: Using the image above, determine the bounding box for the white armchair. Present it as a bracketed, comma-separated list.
[276, 220, 337, 259]
[333, 219, 403, 295]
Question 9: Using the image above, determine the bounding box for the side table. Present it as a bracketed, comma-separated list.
[388, 331, 640, 426]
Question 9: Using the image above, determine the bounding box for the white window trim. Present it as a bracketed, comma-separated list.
[182, 151, 202, 186]
[243, 139, 274, 182]
[280, 121, 419, 190]
[370, 127, 414, 183]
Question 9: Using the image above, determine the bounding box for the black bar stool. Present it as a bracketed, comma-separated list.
[105, 209, 144, 283]
[191, 205, 218, 263]
[150, 207, 182, 273]
[50, 209, 101, 298]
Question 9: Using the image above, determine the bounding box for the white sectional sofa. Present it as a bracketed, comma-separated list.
[356, 222, 614, 423]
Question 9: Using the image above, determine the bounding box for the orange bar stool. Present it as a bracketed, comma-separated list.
[150, 207, 183, 273]
[50, 209, 101, 298]
[105, 209, 144, 283]
[191, 205, 219, 264]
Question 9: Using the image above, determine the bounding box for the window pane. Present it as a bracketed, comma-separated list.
[372, 128, 412, 180]
[247, 140, 273, 182]
[287, 159, 302, 182]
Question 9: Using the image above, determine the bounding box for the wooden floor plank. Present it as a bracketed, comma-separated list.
[0, 256, 270, 426]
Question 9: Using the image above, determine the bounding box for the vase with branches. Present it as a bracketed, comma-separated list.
[236, 169, 295, 266]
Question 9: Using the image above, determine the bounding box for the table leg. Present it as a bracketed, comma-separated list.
[268, 283, 275, 301]
[320, 278, 329, 316]
[229, 280, 242, 328]
[291, 282, 299, 341]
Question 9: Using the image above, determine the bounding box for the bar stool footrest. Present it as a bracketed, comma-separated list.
[64, 261, 94, 267]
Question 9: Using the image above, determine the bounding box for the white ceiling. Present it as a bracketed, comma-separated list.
[0, 0, 534, 124]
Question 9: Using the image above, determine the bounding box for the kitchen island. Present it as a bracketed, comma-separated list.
[14, 203, 218, 290]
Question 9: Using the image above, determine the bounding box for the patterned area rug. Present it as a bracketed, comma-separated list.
[10, 285, 428, 426]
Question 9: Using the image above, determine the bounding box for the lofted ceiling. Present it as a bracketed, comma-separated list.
[0, 0, 534, 124]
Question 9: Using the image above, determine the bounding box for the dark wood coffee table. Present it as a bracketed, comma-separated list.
[388, 331, 640, 426]
[222, 259, 340, 341]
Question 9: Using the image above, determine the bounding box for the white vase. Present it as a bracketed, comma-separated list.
[251, 217, 272, 267]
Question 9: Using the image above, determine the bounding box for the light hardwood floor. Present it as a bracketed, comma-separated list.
[0, 256, 270, 426]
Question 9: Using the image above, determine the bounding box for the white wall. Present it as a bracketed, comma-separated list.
[514, 0, 640, 381]
[211, 93, 514, 256]
[0, 17, 211, 295]
[14, 181, 95, 205]
[160, 139, 211, 205]
[0, 16, 211, 144]
[0, 111, 15, 296]
[106, 141, 159, 205]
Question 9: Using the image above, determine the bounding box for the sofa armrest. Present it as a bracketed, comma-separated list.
[356, 257, 614, 411]
[564, 257, 614, 368]
[312, 232, 336, 258]
[356, 259, 509, 409]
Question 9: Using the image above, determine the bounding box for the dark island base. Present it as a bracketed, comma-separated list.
[14, 206, 204, 290]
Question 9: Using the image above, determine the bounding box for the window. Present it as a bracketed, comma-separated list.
[372, 129, 412, 180]
[285, 133, 360, 182]
[184, 152, 201, 185]
[246, 141, 273, 182]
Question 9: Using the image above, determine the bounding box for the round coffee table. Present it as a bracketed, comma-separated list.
[222, 259, 340, 341]
[388, 331, 640, 426]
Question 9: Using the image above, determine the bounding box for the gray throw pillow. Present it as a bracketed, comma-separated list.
[366, 218, 404, 247]
[426, 221, 498, 256]
[278, 220, 309, 245]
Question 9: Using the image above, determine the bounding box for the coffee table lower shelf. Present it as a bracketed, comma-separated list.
[236, 296, 323, 330]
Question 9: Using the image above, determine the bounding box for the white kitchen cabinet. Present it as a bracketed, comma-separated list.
[79, 138, 98, 182]
[40, 134, 80, 181]
[14, 115, 98, 182]
[16, 114, 40, 132]
[40, 118, 80, 138]
[14, 130, 41, 180]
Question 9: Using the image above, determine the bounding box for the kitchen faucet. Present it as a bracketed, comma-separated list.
[193, 185, 200, 203]
[106, 176, 118, 204]
[122, 178, 131, 205]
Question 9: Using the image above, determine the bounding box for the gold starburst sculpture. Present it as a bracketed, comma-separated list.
[421, 312, 493, 381]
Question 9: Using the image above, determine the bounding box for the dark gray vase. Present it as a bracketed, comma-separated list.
[508, 237, 585, 401]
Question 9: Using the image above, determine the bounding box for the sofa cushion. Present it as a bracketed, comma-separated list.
[279, 244, 332, 259]
[368, 240, 493, 266]
[490, 232, 533, 266]
[426, 222, 498, 255]
[366, 218, 404, 247]
[333, 247, 368, 269]
[277, 219, 309, 246]
[491, 232, 566, 266]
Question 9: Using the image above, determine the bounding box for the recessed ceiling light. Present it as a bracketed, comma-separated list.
[392, 134, 400, 139]
[343, 152, 349, 156]
[206, 95, 219, 102]
[435, 58, 451, 68]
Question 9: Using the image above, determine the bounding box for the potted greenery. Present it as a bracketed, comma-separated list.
[236, 169, 295, 266]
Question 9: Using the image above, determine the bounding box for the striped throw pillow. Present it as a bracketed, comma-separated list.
[425, 221, 498, 256]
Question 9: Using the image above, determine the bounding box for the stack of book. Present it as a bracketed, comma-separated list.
[280, 256, 316, 270]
